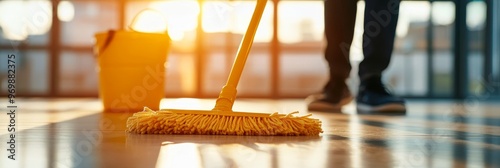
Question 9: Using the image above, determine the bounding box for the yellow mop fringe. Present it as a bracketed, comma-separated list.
[127, 107, 322, 136]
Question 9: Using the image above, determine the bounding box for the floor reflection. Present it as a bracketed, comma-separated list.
[1, 99, 499, 168]
[127, 134, 323, 168]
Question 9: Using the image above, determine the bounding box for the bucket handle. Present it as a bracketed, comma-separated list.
[98, 30, 115, 55]
[128, 8, 169, 34]
[97, 8, 168, 55]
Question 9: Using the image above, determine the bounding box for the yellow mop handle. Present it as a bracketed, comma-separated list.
[213, 0, 267, 111]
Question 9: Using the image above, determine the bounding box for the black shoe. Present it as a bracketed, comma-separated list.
[307, 81, 353, 112]
[356, 77, 406, 112]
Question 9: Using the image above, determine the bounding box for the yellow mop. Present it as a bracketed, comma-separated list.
[126, 0, 322, 136]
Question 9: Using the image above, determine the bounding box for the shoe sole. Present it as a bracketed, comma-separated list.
[307, 96, 354, 112]
[356, 103, 406, 113]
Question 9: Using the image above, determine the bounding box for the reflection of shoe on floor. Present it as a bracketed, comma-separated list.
[307, 81, 353, 112]
[356, 77, 406, 113]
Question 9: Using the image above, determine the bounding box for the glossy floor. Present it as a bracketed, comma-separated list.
[1, 98, 499, 168]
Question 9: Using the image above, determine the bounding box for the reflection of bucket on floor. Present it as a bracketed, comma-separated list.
[94, 30, 170, 112]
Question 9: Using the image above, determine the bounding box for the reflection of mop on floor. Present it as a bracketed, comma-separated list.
[127, 0, 322, 136]
[126, 134, 322, 167]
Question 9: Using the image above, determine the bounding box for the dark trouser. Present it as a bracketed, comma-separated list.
[323, 0, 400, 89]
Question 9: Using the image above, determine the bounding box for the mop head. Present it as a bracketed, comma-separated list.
[127, 107, 322, 136]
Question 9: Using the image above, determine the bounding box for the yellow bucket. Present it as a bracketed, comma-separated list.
[94, 30, 170, 112]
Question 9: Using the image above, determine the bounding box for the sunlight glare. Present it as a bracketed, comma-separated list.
[0, 0, 52, 40]
[202, 2, 232, 33]
[129, 9, 168, 33]
[466, 1, 486, 30]
[57, 1, 75, 22]
[162, 98, 203, 110]
[432, 2, 455, 26]
[278, 2, 324, 44]
[156, 143, 202, 168]
[397, 2, 431, 38]
[147, 1, 199, 41]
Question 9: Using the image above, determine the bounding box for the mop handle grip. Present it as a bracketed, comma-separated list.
[214, 0, 267, 111]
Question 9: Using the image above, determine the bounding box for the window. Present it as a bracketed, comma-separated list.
[0, 0, 498, 99]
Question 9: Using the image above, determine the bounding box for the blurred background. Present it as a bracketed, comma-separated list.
[0, 0, 499, 100]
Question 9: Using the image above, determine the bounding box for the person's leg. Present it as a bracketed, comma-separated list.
[359, 0, 400, 79]
[324, 0, 358, 81]
[357, 0, 405, 112]
[307, 0, 358, 111]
